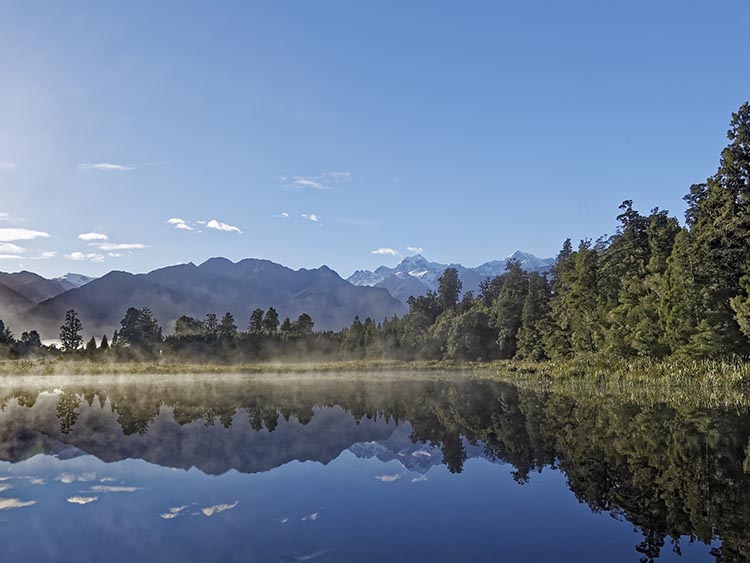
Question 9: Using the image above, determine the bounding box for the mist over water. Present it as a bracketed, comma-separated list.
[0, 373, 747, 562]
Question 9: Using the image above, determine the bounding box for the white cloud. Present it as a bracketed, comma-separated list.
[411, 474, 429, 483]
[108, 252, 125, 257]
[0, 212, 9, 221]
[67, 496, 98, 505]
[301, 213, 320, 223]
[94, 242, 147, 251]
[167, 218, 194, 231]
[0, 483, 12, 493]
[77, 163, 134, 171]
[206, 219, 242, 233]
[0, 161, 16, 170]
[407, 246, 424, 254]
[0, 498, 36, 510]
[201, 501, 238, 517]
[371, 248, 399, 256]
[65, 252, 105, 263]
[281, 171, 351, 191]
[0, 228, 50, 242]
[34, 251, 56, 260]
[88, 485, 140, 493]
[374, 473, 403, 482]
[0, 243, 24, 255]
[274, 212, 289, 219]
[78, 232, 109, 242]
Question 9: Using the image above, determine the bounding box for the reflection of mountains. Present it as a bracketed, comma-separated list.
[3, 376, 750, 561]
[349, 424, 494, 473]
[0, 397, 393, 474]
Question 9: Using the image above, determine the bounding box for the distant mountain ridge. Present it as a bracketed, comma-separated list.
[0, 253, 552, 338]
[347, 250, 555, 302]
[10, 257, 405, 339]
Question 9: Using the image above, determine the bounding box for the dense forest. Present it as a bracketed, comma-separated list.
[1, 102, 749, 364]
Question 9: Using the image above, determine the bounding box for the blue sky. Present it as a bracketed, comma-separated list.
[1, 0, 749, 278]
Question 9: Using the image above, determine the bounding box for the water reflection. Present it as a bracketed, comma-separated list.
[0, 374, 748, 562]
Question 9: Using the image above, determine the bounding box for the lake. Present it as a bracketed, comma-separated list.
[0, 372, 747, 562]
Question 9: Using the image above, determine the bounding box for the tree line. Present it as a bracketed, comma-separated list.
[1, 102, 749, 363]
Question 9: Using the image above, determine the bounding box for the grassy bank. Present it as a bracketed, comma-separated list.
[2, 356, 750, 407]
[0, 358, 469, 377]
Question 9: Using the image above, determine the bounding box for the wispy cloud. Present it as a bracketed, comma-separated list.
[411, 475, 429, 483]
[167, 218, 194, 231]
[201, 501, 238, 517]
[0, 249, 54, 261]
[87, 485, 140, 493]
[206, 219, 242, 233]
[94, 242, 147, 251]
[0, 213, 9, 221]
[0, 228, 50, 242]
[56, 473, 97, 484]
[281, 171, 351, 191]
[372, 248, 399, 256]
[0, 243, 25, 255]
[0, 161, 15, 171]
[274, 212, 290, 219]
[374, 473, 403, 482]
[407, 246, 424, 254]
[77, 163, 134, 171]
[301, 512, 321, 521]
[78, 232, 109, 242]
[67, 496, 98, 505]
[301, 213, 320, 223]
[65, 252, 105, 263]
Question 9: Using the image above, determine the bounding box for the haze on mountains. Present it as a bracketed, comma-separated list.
[0, 251, 550, 340]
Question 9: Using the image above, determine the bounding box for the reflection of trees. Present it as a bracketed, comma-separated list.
[55, 392, 80, 435]
[2, 377, 750, 560]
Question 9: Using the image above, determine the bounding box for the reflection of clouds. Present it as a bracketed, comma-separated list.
[374, 474, 403, 482]
[411, 474, 429, 483]
[160, 506, 188, 520]
[0, 483, 12, 493]
[2, 476, 46, 486]
[301, 512, 320, 522]
[67, 496, 97, 505]
[280, 517, 289, 524]
[412, 450, 432, 458]
[88, 485, 140, 493]
[56, 473, 97, 484]
[0, 498, 37, 510]
[99, 477, 116, 483]
[201, 501, 238, 517]
[294, 549, 330, 561]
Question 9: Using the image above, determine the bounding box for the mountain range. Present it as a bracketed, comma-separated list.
[347, 250, 554, 302]
[0, 251, 553, 339]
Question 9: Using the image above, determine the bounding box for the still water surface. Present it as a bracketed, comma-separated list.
[0, 373, 747, 562]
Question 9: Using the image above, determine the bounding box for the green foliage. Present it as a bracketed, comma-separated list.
[59, 309, 83, 352]
[437, 267, 462, 311]
[117, 307, 162, 354]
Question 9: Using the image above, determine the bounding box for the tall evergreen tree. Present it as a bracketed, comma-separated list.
[248, 308, 264, 333]
[59, 309, 83, 352]
[437, 268, 462, 312]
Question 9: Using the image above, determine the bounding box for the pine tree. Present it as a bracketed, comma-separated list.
[59, 309, 83, 352]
